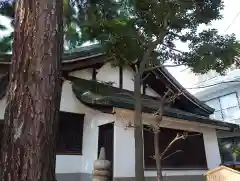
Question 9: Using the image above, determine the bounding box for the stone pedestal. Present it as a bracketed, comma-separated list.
[93, 147, 111, 181]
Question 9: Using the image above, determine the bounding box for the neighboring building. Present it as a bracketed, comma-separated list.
[192, 69, 240, 164]
[0, 45, 238, 181]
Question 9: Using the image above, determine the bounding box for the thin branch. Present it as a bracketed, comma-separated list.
[153, 87, 173, 117]
[162, 150, 182, 160]
[164, 90, 183, 104]
[160, 132, 187, 158]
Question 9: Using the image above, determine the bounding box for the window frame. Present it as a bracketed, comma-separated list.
[206, 92, 240, 122]
[218, 136, 240, 163]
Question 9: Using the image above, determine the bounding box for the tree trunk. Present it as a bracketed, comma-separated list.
[134, 73, 145, 181]
[154, 131, 163, 181]
[0, 0, 63, 181]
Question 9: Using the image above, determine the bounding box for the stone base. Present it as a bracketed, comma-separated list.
[56, 173, 92, 181]
[56, 173, 205, 181]
[114, 175, 205, 181]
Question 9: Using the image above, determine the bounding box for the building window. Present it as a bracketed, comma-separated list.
[205, 93, 240, 123]
[56, 112, 84, 155]
[218, 137, 240, 163]
[143, 126, 207, 169]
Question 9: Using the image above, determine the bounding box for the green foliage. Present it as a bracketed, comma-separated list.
[78, 0, 240, 73]
[0, 0, 84, 51]
[0, 0, 240, 74]
[179, 29, 240, 74]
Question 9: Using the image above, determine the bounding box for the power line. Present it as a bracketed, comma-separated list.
[224, 11, 240, 32]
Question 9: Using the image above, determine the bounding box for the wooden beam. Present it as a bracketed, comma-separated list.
[119, 66, 123, 88]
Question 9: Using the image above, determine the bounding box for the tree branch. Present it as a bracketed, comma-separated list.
[160, 132, 187, 158]
[162, 150, 182, 160]
[139, 13, 170, 74]
[141, 72, 151, 83]
[161, 87, 172, 102]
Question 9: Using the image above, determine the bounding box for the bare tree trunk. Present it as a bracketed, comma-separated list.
[154, 131, 163, 181]
[0, 0, 63, 181]
[134, 73, 145, 181]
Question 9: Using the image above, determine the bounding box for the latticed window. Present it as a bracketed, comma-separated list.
[56, 112, 84, 155]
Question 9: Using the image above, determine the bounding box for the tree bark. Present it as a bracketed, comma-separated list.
[0, 0, 63, 181]
[134, 73, 145, 181]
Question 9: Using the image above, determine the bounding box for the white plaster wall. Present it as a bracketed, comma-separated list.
[60, 80, 90, 114]
[122, 66, 134, 91]
[113, 110, 221, 177]
[97, 63, 120, 88]
[114, 117, 135, 177]
[145, 86, 159, 97]
[97, 63, 160, 97]
[69, 68, 93, 80]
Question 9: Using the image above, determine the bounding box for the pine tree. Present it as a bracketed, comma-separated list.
[0, 0, 63, 181]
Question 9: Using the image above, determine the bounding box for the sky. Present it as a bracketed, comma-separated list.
[0, 15, 12, 37]
[0, 0, 240, 93]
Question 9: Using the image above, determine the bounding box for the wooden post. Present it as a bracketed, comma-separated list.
[93, 147, 111, 181]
